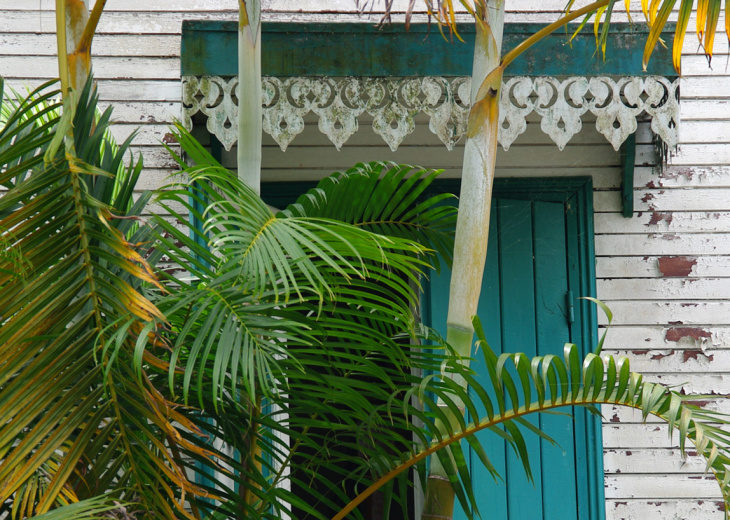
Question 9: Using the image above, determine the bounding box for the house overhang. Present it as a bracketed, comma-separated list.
[181, 21, 679, 154]
[181, 21, 680, 217]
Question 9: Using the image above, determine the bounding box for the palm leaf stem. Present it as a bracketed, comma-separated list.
[500, 0, 611, 71]
[70, 152, 104, 336]
[334, 390, 727, 520]
[241, 394, 263, 518]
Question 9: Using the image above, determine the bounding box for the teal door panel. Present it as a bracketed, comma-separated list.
[424, 181, 604, 520]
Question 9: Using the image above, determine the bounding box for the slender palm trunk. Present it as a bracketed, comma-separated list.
[236, 4, 264, 514]
[422, 3, 505, 519]
[238, 0, 262, 194]
[55, 0, 106, 101]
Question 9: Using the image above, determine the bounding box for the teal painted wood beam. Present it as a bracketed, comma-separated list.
[619, 132, 637, 218]
[181, 21, 677, 78]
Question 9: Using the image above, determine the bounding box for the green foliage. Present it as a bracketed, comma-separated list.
[336, 315, 730, 519]
[0, 78, 198, 518]
[127, 125, 466, 519]
[279, 162, 458, 272]
[31, 496, 124, 520]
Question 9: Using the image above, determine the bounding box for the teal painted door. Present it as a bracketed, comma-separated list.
[424, 184, 604, 520]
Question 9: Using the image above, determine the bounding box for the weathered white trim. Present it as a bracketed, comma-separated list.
[182, 75, 680, 153]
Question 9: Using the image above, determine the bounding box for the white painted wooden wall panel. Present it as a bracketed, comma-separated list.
[1, 1, 729, 518]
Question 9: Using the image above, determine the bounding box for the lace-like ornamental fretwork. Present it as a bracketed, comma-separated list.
[182, 75, 679, 152]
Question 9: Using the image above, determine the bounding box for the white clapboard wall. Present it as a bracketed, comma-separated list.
[2, 1, 729, 518]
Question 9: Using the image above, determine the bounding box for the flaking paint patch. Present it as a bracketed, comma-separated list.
[658, 256, 697, 277]
[647, 212, 673, 226]
[686, 400, 712, 408]
[651, 350, 674, 360]
[683, 350, 714, 362]
[662, 166, 695, 182]
[665, 327, 712, 343]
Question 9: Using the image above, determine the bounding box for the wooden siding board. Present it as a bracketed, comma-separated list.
[597, 325, 730, 348]
[1, 79, 182, 102]
[676, 100, 730, 120]
[597, 256, 730, 278]
[604, 449, 717, 473]
[596, 211, 730, 234]
[599, 349, 725, 374]
[596, 302, 730, 326]
[605, 475, 722, 499]
[635, 166, 730, 189]
[0, 56, 180, 80]
[598, 278, 730, 301]
[596, 233, 730, 256]
[595, 189, 730, 212]
[0, 34, 181, 57]
[607, 500, 726, 519]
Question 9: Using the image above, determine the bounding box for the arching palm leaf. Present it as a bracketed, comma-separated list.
[31, 495, 123, 520]
[279, 161, 457, 271]
[562, 0, 728, 74]
[335, 316, 730, 520]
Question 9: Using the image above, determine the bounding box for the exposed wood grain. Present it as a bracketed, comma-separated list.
[596, 301, 730, 326]
[635, 166, 730, 189]
[597, 188, 730, 212]
[605, 474, 723, 499]
[596, 233, 730, 256]
[596, 211, 730, 234]
[600, 325, 730, 348]
[606, 499, 725, 520]
[597, 255, 730, 278]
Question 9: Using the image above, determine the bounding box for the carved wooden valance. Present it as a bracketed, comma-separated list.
[182, 75, 680, 153]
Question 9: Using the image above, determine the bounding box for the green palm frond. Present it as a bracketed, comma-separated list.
[278, 162, 457, 272]
[143, 126, 437, 404]
[31, 495, 123, 520]
[116, 125, 465, 519]
[335, 315, 730, 519]
[179, 327, 470, 520]
[0, 78, 199, 518]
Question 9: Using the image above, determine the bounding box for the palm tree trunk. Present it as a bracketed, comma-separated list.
[422, 2, 506, 519]
[55, 0, 106, 101]
[237, 0, 262, 194]
[237, 4, 264, 514]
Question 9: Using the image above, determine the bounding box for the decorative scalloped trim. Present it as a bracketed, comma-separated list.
[182, 75, 679, 153]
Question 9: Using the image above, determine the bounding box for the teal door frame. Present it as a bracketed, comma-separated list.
[421, 176, 605, 520]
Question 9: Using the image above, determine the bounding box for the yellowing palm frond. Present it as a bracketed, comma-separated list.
[0, 78, 199, 518]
